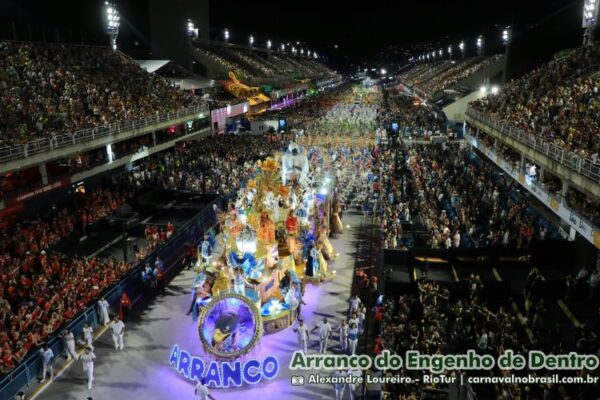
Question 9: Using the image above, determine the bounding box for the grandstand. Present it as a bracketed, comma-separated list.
[190, 41, 336, 85]
[2, 1, 600, 400]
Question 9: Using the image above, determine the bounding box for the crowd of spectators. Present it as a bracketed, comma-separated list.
[193, 44, 334, 82]
[230, 50, 276, 77]
[194, 46, 255, 80]
[419, 55, 503, 95]
[0, 41, 203, 147]
[378, 92, 447, 136]
[128, 133, 293, 200]
[376, 143, 547, 250]
[471, 44, 600, 158]
[399, 61, 450, 87]
[0, 130, 298, 374]
[0, 188, 132, 373]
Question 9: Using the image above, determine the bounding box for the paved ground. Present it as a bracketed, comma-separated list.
[30, 213, 367, 400]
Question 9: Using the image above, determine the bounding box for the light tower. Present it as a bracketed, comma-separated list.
[476, 35, 484, 56]
[187, 19, 198, 39]
[448, 45, 453, 59]
[224, 28, 230, 43]
[459, 41, 465, 59]
[583, 0, 599, 46]
[501, 26, 511, 84]
[104, 2, 120, 50]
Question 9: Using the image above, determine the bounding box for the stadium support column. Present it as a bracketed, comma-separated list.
[152, 131, 157, 146]
[519, 154, 525, 173]
[538, 167, 544, 182]
[561, 180, 569, 197]
[39, 163, 48, 185]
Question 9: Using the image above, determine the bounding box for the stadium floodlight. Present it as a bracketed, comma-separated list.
[502, 27, 511, 45]
[224, 28, 230, 42]
[300, 48, 304, 55]
[104, 2, 120, 50]
[501, 26, 511, 83]
[491, 86, 499, 95]
[479, 85, 487, 94]
[583, 0, 599, 46]
[313, 51, 318, 59]
[249, 35, 254, 46]
[267, 39, 272, 49]
[459, 40, 465, 58]
[381, 68, 387, 75]
[281, 43, 285, 52]
[187, 19, 197, 39]
[439, 49, 443, 57]
[476, 35, 484, 55]
[447, 45, 453, 59]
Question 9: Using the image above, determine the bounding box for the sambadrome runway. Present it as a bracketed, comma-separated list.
[32, 213, 366, 400]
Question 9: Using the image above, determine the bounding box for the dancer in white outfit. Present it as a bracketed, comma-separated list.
[293, 319, 309, 353]
[111, 316, 125, 351]
[80, 347, 96, 390]
[63, 330, 78, 360]
[39, 345, 54, 383]
[311, 317, 332, 354]
[339, 319, 349, 352]
[82, 323, 94, 351]
[98, 298, 110, 326]
[348, 323, 359, 355]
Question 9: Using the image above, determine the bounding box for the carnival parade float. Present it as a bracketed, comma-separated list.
[185, 141, 338, 367]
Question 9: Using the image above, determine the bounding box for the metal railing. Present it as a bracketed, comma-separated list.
[0, 196, 220, 399]
[466, 132, 600, 231]
[466, 108, 600, 184]
[0, 104, 209, 164]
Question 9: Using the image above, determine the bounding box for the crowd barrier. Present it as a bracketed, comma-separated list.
[0, 104, 209, 164]
[466, 108, 600, 184]
[0, 196, 221, 399]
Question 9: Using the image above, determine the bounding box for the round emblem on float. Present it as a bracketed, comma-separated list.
[198, 293, 263, 359]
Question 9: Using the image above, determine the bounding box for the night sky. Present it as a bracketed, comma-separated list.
[0, 0, 590, 73]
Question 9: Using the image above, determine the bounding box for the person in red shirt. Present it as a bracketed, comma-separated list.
[119, 293, 131, 322]
[374, 335, 384, 356]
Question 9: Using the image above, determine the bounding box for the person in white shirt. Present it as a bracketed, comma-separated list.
[98, 298, 110, 327]
[348, 323, 359, 355]
[312, 317, 332, 354]
[195, 378, 216, 400]
[339, 319, 348, 352]
[285, 289, 300, 319]
[63, 329, 78, 361]
[82, 323, 94, 351]
[80, 347, 96, 390]
[452, 231, 460, 248]
[332, 369, 347, 400]
[357, 307, 366, 334]
[347, 368, 362, 400]
[349, 295, 361, 316]
[477, 331, 488, 353]
[444, 235, 452, 249]
[39, 345, 54, 383]
[111, 316, 125, 351]
[293, 319, 309, 353]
